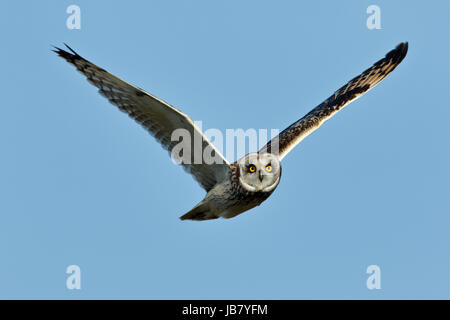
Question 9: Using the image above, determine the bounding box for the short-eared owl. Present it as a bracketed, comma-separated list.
[54, 42, 408, 220]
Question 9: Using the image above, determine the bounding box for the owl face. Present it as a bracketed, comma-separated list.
[237, 153, 281, 193]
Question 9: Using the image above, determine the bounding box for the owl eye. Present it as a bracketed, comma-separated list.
[265, 165, 272, 172]
[248, 165, 256, 173]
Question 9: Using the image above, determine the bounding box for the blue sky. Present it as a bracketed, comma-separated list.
[1, 1, 449, 299]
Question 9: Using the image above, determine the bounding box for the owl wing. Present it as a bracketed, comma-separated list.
[260, 42, 408, 159]
[54, 44, 230, 192]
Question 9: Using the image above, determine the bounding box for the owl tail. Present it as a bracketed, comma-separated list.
[180, 200, 218, 221]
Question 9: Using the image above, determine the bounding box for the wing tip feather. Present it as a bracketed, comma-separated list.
[386, 42, 408, 65]
[52, 43, 85, 65]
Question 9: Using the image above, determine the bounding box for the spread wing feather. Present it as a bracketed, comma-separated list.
[54, 44, 230, 192]
[260, 42, 408, 159]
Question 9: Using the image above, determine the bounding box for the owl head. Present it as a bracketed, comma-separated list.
[237, 152, 281, 193]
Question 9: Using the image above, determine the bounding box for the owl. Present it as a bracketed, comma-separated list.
[54, 42, 408, 220]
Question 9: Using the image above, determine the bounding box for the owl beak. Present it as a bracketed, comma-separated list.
[259, 170, 264, 182]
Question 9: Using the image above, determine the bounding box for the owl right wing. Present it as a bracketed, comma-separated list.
[260, 42, 408, 160]
[54, 44, 230, 192]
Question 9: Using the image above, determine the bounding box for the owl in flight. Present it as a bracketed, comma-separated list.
[54, 42, 408, 221]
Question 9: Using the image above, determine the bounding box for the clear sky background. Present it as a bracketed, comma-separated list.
[1, 1, 449, 299]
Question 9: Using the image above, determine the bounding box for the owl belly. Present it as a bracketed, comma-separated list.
[205, 180, 274, 219]
[221, 193, 272, 219]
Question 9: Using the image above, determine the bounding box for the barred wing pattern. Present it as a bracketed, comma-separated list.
[260, 42, 408, 159]
[54, 45, 230, 192]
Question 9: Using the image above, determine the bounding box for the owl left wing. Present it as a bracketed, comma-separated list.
[260, 42, 408, 160]
[54, 44, 230, 192]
